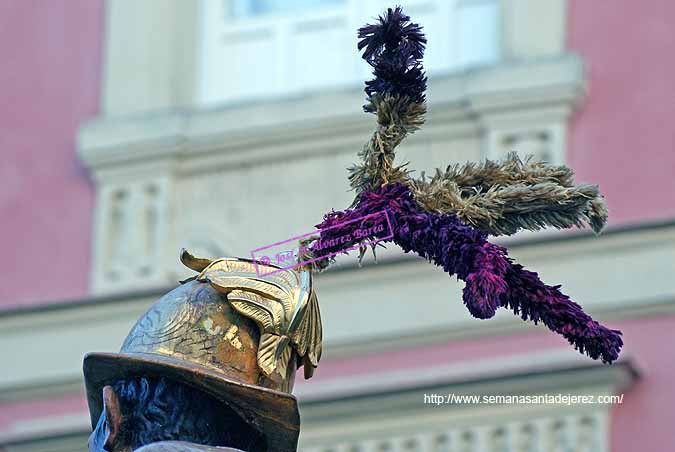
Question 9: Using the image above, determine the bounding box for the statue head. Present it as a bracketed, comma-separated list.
[88, 376, 264, 451]
[83, 252, 322, 452]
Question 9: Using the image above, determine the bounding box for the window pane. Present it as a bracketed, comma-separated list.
[229, 0, 345, 19]
[457, 0, 500, 66]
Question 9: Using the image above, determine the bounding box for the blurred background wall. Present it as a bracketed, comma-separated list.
[0, 0, 102, 308]
[1, 1, 674, 451]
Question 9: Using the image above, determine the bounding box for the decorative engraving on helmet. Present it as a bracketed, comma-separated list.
[180, 249, 322, 381]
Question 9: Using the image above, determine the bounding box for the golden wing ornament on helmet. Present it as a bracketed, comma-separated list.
[180, 249, 322, 380]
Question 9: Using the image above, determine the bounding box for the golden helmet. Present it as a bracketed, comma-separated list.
[83, 250, 322, 452]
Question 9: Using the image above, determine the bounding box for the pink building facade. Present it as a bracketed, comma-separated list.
[1, 1, 673, 451]
[0, 0, 101, 309]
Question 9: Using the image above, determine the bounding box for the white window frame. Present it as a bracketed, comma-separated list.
[197, 0, 501, 105]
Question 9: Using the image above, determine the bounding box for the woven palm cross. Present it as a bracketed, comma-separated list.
[299, 7, 622, 364]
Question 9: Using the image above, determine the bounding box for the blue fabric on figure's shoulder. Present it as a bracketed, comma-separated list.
[135, 440, 246, 452]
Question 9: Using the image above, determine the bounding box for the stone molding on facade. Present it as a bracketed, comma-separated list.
[297, 353, 636, 451]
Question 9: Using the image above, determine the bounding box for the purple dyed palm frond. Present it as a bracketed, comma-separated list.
[358, 6, 427, 106]
[310, 183, 623, 364]
[358, 6, 426, 66]
[348, 7, 428, 196]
